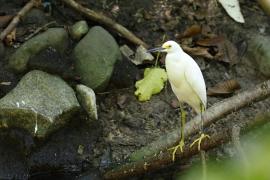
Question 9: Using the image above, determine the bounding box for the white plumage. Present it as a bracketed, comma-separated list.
[148, 40, 209, 161]
[164, 41, 207, 114]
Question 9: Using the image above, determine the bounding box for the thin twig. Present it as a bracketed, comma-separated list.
[0, 0, 41, 41]
[155, 34, 166, 67]
[24, 21, 57, 41]
[60, 0, 148, 48]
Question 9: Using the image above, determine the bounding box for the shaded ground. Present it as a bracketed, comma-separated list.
[0, 0, 269, 179]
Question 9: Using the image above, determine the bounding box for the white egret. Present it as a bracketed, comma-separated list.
[148, 40, 209, 161]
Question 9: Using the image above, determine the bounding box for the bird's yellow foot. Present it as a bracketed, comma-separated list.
[190, 133, 210, 151]
[168, 140, 184, 161]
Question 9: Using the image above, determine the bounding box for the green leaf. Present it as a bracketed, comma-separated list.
[135, 67, 167, 101]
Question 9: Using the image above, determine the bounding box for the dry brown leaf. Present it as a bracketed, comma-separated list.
[195, 36, 238, 65]
[4, 28, 16, 46]
[0, 15, 13, 28]
[207, 79, 241, 96]
[196, 36, 225, 47]
[222, 39, 238, 65]
[183, 46, 216, 59]
[181, 24, 202, 38]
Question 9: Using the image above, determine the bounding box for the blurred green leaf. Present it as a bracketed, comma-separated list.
[134, 67, 167, 101]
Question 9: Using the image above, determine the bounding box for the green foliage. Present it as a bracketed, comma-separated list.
[135, 67, 167, 101]
[179, 123, 270, 180]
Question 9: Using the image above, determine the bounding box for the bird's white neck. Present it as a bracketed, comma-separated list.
[172, 46, 184, 53]
[167, 49, 186, 61]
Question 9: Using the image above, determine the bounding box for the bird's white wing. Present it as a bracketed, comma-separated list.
[184, 57, 207, 109]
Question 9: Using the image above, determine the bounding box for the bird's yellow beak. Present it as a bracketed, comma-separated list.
[147, 47, 165, 53]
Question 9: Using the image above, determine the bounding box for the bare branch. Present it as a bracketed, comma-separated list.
[0, 0, 41, 41]
[60, 0, 148, 48]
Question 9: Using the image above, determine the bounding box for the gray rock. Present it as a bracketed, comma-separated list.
[120, 44, 134, 61]
[248, 35, 270, 77]
[73, 26, 121, 91]
[120, 44, 154, 65]
[0, 70, 80, 138]
[69, 20, 89, 40]
[9, 28, 68, 73]
[134, 45, 154, 65]
[76, 84, 98, 120]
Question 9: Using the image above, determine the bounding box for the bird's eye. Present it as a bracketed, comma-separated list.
[168, 45, 172, 48]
